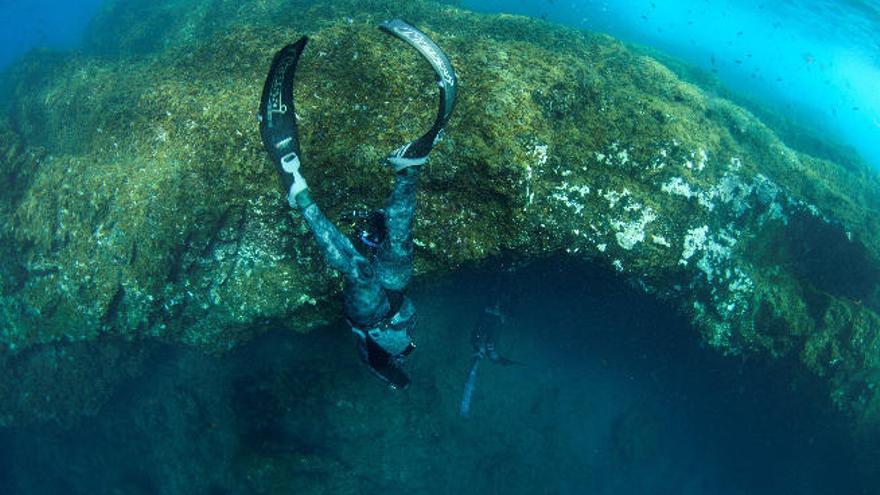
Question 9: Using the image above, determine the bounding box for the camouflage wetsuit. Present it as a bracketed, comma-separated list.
[292, 168, 419, 356]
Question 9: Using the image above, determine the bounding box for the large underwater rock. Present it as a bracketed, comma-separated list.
[1, 0, 879, 431]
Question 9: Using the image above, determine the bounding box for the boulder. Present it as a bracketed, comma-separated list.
[1, 0, 878, 431]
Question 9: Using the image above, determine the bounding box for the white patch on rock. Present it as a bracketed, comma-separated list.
[550, 180, 591, 215]
[696, 149, 708, 171]
[680, 226, 737, 282]
[661, 177, 698, 198]
[530, 143, 549, 166]
[602, 188, 630, 209]
[714, 173, 753, 217]
[651, 235, 671, 247]
[612, 207, 657, 250]
[680, 226, 709, 264]
[660, 164, 784, 219]
[683, 148, 708, 172]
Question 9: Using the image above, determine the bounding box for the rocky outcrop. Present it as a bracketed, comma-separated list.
[1, 0, 878, 431]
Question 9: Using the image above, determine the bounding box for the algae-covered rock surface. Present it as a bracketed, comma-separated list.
[1, 0, 879, 431]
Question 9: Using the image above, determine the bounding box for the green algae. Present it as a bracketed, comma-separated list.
[0, 0, 879, 434]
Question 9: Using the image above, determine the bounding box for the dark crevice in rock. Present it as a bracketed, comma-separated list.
[801, 284, 833, 324]
[199, 207, 234, 261]
[167, 230, 195, 284]
[5, 259, 32, 293]
[787, 211, 879, 304]
[749, 208, 880, 316]
[101, 284, 125, 326]
[128, 239, 138, 266]
[22, 264, 57, 279]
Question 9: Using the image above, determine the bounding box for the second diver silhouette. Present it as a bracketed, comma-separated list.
[459, 299, 522, 417]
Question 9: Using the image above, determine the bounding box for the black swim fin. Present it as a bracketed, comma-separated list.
[258, 37, 308, 192]
[379, 19, 458, 171]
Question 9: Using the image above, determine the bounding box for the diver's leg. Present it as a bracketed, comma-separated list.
[376, 167, 420, 291]
[295, 192, 390, 326]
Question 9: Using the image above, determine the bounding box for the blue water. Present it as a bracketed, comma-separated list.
[0, 0, 104, 67]
[464, 0, 880, 168]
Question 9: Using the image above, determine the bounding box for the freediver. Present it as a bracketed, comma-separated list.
[257, 20, 457, 389]
[460, 299, 522, 417]
[471, 300, 520, 367]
